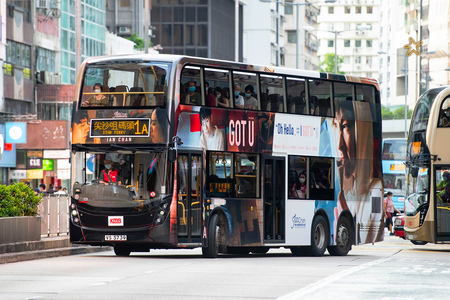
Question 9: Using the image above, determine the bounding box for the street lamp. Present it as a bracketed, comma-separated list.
[260, 0, 337, 69]
[378, 50, 408, 139]
[303, 24, 371, 74]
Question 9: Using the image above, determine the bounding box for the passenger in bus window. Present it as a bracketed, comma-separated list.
[185, 81, 201, 105]
[82, 83, 108, 107]
[437, 171, 450, 192]
[205, 81, 216, 106]
[439, 182, 450, 203]
[316, 170, 330, 189]
[150, 109, 166, 144]
[199, 107, 225, 151]
[234, 84, 244, 108]
[439, 107, 450, 126]
[243, 85, 258, 110]
[215, 87, 230, 108]
[290, 171, 306, 199]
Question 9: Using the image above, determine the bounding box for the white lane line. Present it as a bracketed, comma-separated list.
[277, 256, 392, 300]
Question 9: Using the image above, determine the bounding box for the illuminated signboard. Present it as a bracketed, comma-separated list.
[90, 118, 150, 138]
[43, 159, 54, 171]
[390, 164, 406, 171]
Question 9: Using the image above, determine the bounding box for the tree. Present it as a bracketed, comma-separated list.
[126, 33, 146, 49]
[381, 105, 413, 120]
[319, 53, 345, 74]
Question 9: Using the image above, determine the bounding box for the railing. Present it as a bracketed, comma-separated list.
[39, 194, 69, 237]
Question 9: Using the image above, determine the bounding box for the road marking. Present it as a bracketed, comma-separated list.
[277, 256, 392, 300]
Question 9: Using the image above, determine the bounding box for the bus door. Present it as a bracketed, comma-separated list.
[263, 156, 285, 242]
[177, 153, 202, 243]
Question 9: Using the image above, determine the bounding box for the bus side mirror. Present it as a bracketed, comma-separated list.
[168, 148, 176, 162]
[411, 166, 419, 178]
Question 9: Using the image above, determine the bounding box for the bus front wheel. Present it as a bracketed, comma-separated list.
[202, 214, 221, 258]
[306, 215, 329, 257]
[327, 217, 352, 256]
[114, 245, 131, 256]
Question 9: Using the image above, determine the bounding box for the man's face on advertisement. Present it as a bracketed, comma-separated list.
[201, 116, 211, 137]
[334, 108, 356, 177]
[72, 118, 89, 144]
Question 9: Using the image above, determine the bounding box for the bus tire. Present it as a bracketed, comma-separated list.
[327, 217, 352, 256]
[411, 240, 428, 245]
[114, 245, 131, 257]
[202, 214, 221, 258]
[306, 215, 329, 257]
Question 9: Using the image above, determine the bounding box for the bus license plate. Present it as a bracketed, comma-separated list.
[105, 235, 127, 241]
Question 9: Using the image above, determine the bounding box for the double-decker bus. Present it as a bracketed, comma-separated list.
[382, 138, 407, 212]
[405, 86, 450, 245]
[70, 54, 384, 257]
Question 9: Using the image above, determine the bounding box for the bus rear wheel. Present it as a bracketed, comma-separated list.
[328, 217, 352, 256]
[202, 214, 221, 258]
[306, 215, 329, 257]
[114, 245, 131, 256]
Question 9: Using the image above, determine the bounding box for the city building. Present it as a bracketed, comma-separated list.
[105, 0, 146, 39]
[150, 0, 243, 61]
[317, 0, 379, 77]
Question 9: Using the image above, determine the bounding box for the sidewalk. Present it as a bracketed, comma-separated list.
[0, 235, 112, 264]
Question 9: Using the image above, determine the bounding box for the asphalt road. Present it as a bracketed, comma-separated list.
[1, 232, 450, 300]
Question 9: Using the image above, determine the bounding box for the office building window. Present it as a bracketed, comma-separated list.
[344, 40, 350, 47]
[366, 40, 372, 47]
[356, 6, 362, 14]
[285, 1, 293, 15]
[328, 40, 334, 47]
[367, 6, 373, 14]
[328, 7, 334, 14]
[355, 40, 361, 47]
[344, 6, 351, 13]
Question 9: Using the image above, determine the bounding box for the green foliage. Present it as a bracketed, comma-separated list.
[126, 33, 148, 49]
[319, 53, 345, 74]
[0, 183, 42, 217]
[382, 105, 413, 120]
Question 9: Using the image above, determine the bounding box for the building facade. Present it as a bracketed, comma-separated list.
[151, 0, 242, 61]
[317, 0, 379, 78]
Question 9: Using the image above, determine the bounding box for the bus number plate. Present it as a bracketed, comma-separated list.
[105, 235, 127, 241]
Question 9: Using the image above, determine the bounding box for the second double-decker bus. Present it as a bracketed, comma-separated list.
[70, 54, 384, 257]
[382, 138, 407, 212]
[405, 86, 450, 245]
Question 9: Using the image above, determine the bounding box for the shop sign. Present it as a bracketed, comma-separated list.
[27, 170, 43, 179]
[27, 157, 42, 169]
[27, 151, 43, 157]
[9, 169, 27, 179]
[44, 150, 70, 159]
[43, 159, 54, 171]
[57, 169, 70, 180]
[57, 159, 70, 169]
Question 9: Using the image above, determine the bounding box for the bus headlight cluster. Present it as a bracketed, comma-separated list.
[154, 200, 171, 225]
[70, 203, 80, 224]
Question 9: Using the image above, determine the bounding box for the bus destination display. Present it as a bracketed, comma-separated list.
[90, 118, 150, 137]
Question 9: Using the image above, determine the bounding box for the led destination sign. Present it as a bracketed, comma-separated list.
[90, 118, 150, 137]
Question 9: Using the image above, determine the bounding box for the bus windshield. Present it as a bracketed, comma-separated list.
[72, 151, 168, 207]
[80, 61, 171, 108]
[405, 167, 429, 216]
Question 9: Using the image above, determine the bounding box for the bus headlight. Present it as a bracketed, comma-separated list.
[71, 210, 78, 216]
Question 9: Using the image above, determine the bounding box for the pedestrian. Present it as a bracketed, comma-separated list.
[47, 183, 56, 194]
[54, 186, 66, 194]
[384, 191, 401, 235]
